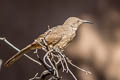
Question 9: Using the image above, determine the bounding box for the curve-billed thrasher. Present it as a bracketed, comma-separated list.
[4, 17, 92, 67]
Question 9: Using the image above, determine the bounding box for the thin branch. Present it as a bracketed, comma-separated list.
[0, 37, 42, 66]
[66, 57, 92, 75]
[55, 48, 69, 73]
[43, 50, 53, 68]
[47, 55, 59, 78]
[35, 52, 61, 80]
[68, 68, 77, 80]
[29, 73, 40, 80]
[55, 49, 78, 80]
[0, 59, 2, 70]
[57, 54, 66, 72]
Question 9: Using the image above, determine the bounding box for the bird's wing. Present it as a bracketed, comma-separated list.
[44, 25, 64, 46]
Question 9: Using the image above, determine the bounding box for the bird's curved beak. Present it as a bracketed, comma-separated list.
[83, 20, 93, 24]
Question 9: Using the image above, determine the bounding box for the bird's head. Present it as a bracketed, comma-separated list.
[64, 17, 93, 28]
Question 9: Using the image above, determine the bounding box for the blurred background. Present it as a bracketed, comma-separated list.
[0, 0, 120, 80]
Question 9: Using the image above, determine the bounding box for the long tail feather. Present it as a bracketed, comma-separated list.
[4, 44, 37, 67]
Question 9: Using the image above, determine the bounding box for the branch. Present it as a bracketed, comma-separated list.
[0, 59, 2, 70]
[0, 37, 92, 80]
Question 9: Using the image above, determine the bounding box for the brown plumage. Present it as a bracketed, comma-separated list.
[4, 17, 92, 67]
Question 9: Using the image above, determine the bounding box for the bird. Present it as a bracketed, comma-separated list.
[4, 17, 92, 67]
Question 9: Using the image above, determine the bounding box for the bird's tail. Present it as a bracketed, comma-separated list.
[4, 43, 42, 67]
